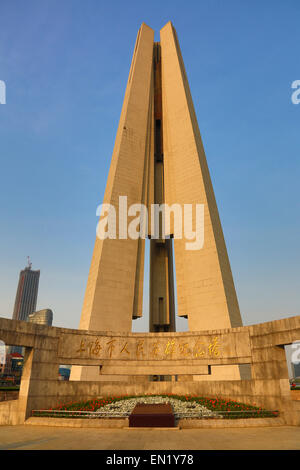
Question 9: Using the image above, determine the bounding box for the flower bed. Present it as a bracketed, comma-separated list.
[32, 394, 279, 420]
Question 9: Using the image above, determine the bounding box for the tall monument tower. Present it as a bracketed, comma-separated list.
[71, 22, 245, 381]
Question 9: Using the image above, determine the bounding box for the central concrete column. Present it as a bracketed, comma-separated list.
[149, 43, 176, 335]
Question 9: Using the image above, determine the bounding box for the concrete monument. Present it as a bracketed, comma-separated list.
[71, 22, 246, 381]
[0, 22, 299, 429]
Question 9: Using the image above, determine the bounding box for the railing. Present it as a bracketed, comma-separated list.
[31, 409, 279, 419]
[177, 410, 279, 419]
[32, 410, 131, 418]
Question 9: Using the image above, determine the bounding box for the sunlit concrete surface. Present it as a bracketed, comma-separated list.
[0, 425, 300, 450]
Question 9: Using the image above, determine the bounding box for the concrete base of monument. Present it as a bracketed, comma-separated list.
[25, 417, 129, 428]
[1, 316, 300, 427]
[178, 417, 285, 429]
[70, 364, 252, 382]
[25, 416, 285, 429]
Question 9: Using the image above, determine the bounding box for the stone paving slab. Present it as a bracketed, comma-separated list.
[0, 425, 299, 450]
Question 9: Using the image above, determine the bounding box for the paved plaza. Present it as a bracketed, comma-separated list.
[0, 425, 299, 450]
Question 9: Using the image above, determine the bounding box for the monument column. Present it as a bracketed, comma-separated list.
[149, 42, 176, 334]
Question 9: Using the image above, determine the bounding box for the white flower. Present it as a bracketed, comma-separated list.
[94, 396, 218, 418]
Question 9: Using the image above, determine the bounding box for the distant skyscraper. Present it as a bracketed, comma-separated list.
[12, 258, 40, 322]
[28, 309, 53, 326]
[10, 259, 40, 355]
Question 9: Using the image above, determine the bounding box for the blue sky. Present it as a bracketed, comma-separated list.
[0, 0, 299, 334]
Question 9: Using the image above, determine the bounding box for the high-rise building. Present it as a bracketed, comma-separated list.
[11, 259, 40, 355]
[12, 259, 40, 323]
[28, 309, 53, 326]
